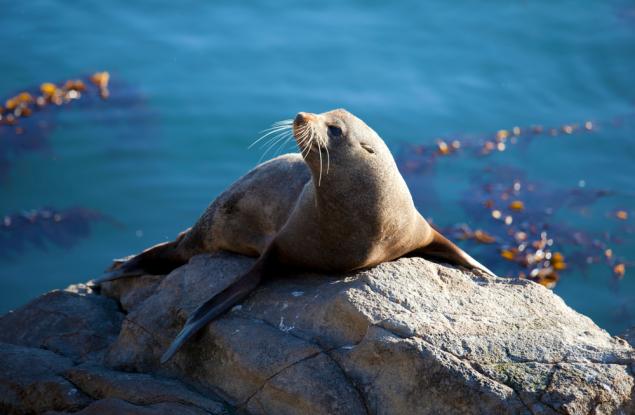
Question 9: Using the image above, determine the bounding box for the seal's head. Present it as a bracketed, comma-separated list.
[292, 109, 392, 185]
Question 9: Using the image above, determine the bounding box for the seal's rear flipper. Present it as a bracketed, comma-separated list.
[408, 229, 497, 278]
[93, 266, 145, 284]
[160, 257, 266, 363]
[93, 238, 187, 285]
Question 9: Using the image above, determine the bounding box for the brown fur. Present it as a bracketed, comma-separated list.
[95, 109, 495, 362]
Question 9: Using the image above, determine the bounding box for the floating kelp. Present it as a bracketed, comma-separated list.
[0, 207, 108, 259]
[1, 72, 109, 127]
[0, 72, 157, 261]
[396, 114, 633, 175]
[439, 164, 631, 287]
[0, 72, 110, 180]
[398, 114, 633, 289]
[0, 71, 156, 181]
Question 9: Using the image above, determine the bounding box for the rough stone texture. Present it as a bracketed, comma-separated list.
[621, 326, 635, 348]
[0, 284, 227, 415]
[44, 398, 213, 415]
[63, 364, 227, 414]
[0, 285, 123, 363]
[1, 251, 634, 414]
[100, 274, 163, 313]
[0, 342, 91, 414]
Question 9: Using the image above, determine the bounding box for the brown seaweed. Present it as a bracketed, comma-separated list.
[395, 114, 633, 175]
[439, 163, 631, 287]
[398, 115, 634, 289]
[0, 72, 155, 181]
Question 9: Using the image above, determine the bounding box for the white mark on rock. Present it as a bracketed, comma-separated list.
[291, 291, 304, 297]
[231, 305, 242, 312]
[279, 317, 294, 332]
[281, 303, 288, 310]
[341, 345, 355, 350]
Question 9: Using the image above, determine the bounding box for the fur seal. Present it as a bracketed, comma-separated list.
[95, 109, 495, 363]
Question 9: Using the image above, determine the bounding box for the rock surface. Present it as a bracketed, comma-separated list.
[621, 327, 635, 348]
[1, 252, 634, 414]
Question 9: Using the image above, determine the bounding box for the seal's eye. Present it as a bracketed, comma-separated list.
[327, 125, 342, 137]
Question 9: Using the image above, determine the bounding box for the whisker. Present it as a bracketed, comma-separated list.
[249, 129, 288, 149]
[259, 124, 289, 134]
[317, 135, 323, 186]
[274, 126, 294, 157]
[300, 129, 313, 159]
[295, 126, 310, 149]
[324, 137, 331, 175]
[272, 119, 293, 127]
[259, 129, 289, 149]
[256, 131, 287, 161]
[255, 134, 287, 162]
[265, 130, 294, 154]
[249, 121, 293, 149]
[259, 130, 293, 163]
[250, 126, 291, 148]
[296, 127, 311, 148]
[272, 133, 295, 158]
[299, 127, 313, 158]
[260, 120, 293, 132]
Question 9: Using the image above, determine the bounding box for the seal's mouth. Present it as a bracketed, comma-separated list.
[293, 112, 314, 134]
[292, 111, 330, 186]
[293, 112, 318, 153]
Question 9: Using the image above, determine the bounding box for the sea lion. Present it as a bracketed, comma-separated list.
[95, 109, 495, 363]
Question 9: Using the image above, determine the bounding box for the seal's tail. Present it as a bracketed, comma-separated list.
[160, 258, 265, 364]
[93, 229, 192, 285]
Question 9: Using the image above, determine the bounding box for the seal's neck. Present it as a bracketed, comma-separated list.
[311, 162, 413, 223]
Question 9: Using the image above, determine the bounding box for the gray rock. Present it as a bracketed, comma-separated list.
[0, 285, 123, 363]
[0, 343, 228, 414]
[0, 342, 92, 414]
[621, 326, 635, 348]
[63, 364, 228, 414]
[44, 397, 213, 415]
[103, 253, 635, 414]
[2, 251, 634, 414]
[100, 274, 163, 312]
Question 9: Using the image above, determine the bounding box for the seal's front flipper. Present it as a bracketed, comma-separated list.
[93, 237, 188, 285]
[160, 249, 272, 364]
[408, 229, 497, 278]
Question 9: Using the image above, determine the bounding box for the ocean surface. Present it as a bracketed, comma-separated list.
[1, 0, 634, 334]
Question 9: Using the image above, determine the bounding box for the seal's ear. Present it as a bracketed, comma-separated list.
[361, 143, 375, 154]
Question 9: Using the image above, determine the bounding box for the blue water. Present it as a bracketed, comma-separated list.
[1, 1, 634, 334]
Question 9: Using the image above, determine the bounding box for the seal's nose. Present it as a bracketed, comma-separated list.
[294, 112, 316, 125]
